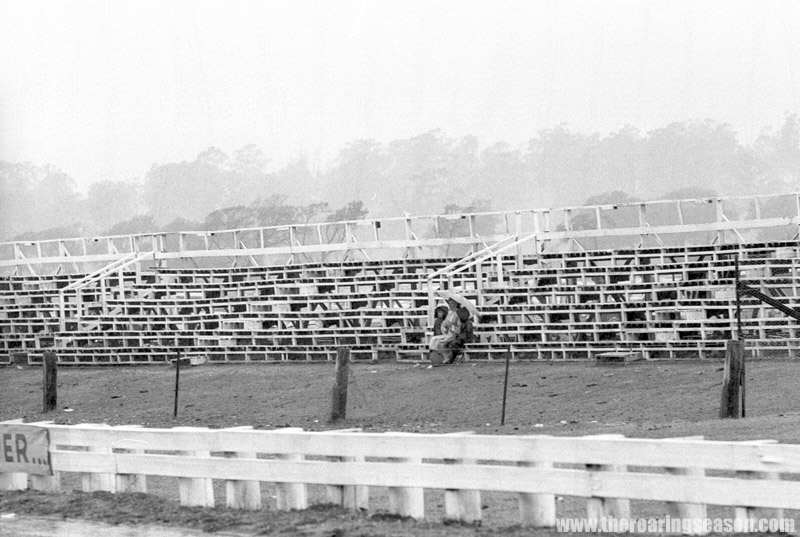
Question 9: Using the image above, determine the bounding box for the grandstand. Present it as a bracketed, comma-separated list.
[2, 193, 800, 365]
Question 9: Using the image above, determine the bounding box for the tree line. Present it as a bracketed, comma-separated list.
[1, 115, 798, 242]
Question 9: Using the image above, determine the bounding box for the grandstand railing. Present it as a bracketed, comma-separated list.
[57, 252, 154, 331]
[425, 233, 539, 319]
[3, 193, 800, 273]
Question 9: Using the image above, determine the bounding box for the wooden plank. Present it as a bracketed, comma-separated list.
[41, 426, 800, 473]
[48, 451, 800, 509]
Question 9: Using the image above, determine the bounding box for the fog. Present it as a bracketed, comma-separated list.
[1, 1, 799, 239]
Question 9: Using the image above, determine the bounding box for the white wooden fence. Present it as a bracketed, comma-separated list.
[1, 423, 798, 532]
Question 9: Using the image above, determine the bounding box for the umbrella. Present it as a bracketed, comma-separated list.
[437, 290, 479, 318]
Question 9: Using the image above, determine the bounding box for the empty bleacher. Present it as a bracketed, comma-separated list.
[2, 194, 800, 364]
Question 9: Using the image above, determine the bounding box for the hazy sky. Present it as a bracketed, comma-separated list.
[1, 0, 799, 192]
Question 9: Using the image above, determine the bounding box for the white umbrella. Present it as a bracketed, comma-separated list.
[437, 290, 479, 318]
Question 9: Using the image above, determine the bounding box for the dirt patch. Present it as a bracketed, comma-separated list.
[2, 359, 800, 534]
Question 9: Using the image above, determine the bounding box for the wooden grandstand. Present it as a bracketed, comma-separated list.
[2, 193, 800, 365]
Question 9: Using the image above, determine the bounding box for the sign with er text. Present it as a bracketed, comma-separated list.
[0, 424, 52, 475]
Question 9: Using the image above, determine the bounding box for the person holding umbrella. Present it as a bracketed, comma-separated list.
[429, 298, 461, 350]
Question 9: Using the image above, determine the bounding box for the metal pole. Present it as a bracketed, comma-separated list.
[734, 254, 745, 417]
[501, 349, 511, 425]
[173, 351, 181, 418]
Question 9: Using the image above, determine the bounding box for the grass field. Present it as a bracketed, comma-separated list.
[2, 358, 800, 535]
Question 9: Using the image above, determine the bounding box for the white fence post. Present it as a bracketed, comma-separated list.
[173, 427, 214, 507]
[275, 453, 308, 510]
[114, 426, 146, 493]
[224, 451, 261, 510]
[115, 448, 147, 493]
[584, 435, 630, 521]
[444, 458, 481, 524]
[273, 428, 308, 511]
[321, 429, 368, 511]
[387, 456, 425, 519]
[518, 460, 556, 527]
[443, 432, 481, 524]
[176, 449, 214, 507]
[222, 426, 261, 510]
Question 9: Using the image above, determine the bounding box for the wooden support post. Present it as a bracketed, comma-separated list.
[176, 450, 214, 507]
[733, 440, 783, 525]
[81, 445, 116, 492]
[341, 455, 369, 510]
[221, 426, 261, 510]
[224, 451, 261, 509]
[270, 427, 308, 511]
[518, 460, 556, 528]
[665, 467, 708, 533]
[115, 448, 147, 493]
[30, 472, 59, 492]
[720, 340, 744, 419]
[444, 458, 481, 524]
[275, 453, 308, 510]
[330, 348, 350, 422]
[387, 456, 424, 519]
[170, 427, 214, 507]
[321, 429, 368, 511]
[586, 464, 630, 520]
[42, 351, 57, 413]
[114, 425, 147, 493]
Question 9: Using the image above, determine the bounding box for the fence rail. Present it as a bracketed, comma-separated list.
[0, 422, 797, 532]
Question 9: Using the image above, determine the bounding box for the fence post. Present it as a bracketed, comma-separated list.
[387, 456, 425, 519]
[665, 467, 708, 533]
[518, 460, 556, 528]
[443, 459, 481, 524]
[330, 348, 350, 422]
[173, 427, 214, 507]
[223, 426, 261, 510]
[275, 453, 308, 510]
[43, 351, 57, 412]
[272, 428, 308, 511]
[384, 432, 425, 520]
[720, 340, 744, 418]
[662, 436, 707, 534]
[115, 426, 147, 493]
[321, 429, 369, 511]
[734, 441, 784, 527]
[442, 432, 481, 524]
[586, 464, 630, 520]
[584, 435, 630, 521]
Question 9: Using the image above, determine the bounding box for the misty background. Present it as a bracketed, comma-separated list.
[1, 1, 799, 242]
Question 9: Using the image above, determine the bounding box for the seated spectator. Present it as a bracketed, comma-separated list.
[429, 299, 461, 350]
[432, 305, 448, 337]
[445, 306, 474, 364]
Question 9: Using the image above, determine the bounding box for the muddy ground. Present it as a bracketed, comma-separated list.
[2, 359, 799, 535]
